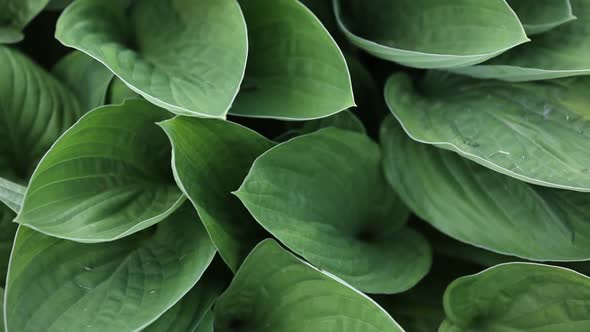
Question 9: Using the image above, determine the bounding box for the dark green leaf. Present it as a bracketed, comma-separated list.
[507, 0, 576, 35]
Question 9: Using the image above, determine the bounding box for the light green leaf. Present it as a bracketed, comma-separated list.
[230, 0, 354, 120]
[385, 72, 590, 192]
[236, 128, 431, 294]
[16, 99, 184, 243]
[107, 77, 140, 105]
[52, 51, 114, 112]
[381, 116, 590, 261]
[0, 46, 82, 180]
[56, 0, 248, 118]
[441, 263, 590, 331]
[333, 0, 528, 69]
[158, 117, 274, 272]
[451, 0, 590, 81]
[507, 0, 576, 35]
[0, 177, 25, 213]
[0, 0, 51, 43]
[6, 204, 216, 332]
[214, 239, 404, 332]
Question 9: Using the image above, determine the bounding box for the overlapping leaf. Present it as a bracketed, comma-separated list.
[159, 117, 274, 271]
[507, 0, 576, 35]
[214, 239, 404, 332]
[236, 128, 431, 294]
[334, 0, 528, 68]
[381, 117, 590, 261]
[5, 204, 216, 332]
[16, 99, 184, 242]
[0, 0, 50, 43]
[0, 178, 25, 214]
[56, 0, 248, 118]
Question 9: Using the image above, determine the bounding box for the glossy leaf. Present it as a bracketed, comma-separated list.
[230, 0, 354, 120]
[0, 0, 50, 43]
[385, 72, 590, 192]
[6, 204, 216, 332]
[507, 0, 576, 35]
[56, 0, 248, 118]
[381, 117, 590, 261]
[52, 51, 114, 112]
[16, 99, 184, 242]
[451, 0, 590, 81]
[441, 263, 590, 331]
[0, 177, 25, 213]
[214, 239, 404, 332]
[236, 128, 431, 294]
[334, 0, 528, 69]
[159, 117, 274, 272]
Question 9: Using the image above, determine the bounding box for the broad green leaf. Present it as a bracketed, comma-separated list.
[333, 0, 528, 69]
[16, 99, 184, 242]
[381, 117, 590, 261]
[0, 207, 17, 283]
[194, 311, 213, 332]
[441, 263, 590, 331]
[507, 0, 576, 35]
[451, 0, 590, 81]
[385, 72, 590, 192]
[52, 51, 114, 112]
[214, 239, 404, 332]
[236, 129, 431, 294]
[0, 46, 82, 180]
[0, 0, 50, 43]
[279, 110, 365, 141]
[107, 77, 140, 104]
[230, 0, 354, 120]
[6, 204, 216, 332]
[56, 0, 248, 118]
[159, 117, 274, 272]
[0, 177, 25, 213]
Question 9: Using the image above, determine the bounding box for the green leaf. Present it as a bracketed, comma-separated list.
[385, 72, 590, 192]
[507, 0, 576, 35]
[52, 51, 114, 112]
[16, 99, 184, 242]
[107, 77, 139, 105]
[0, 207, 17, 283]
[56, 0, 248, 118]
[194, 310, 213, 332]
[278, 110, 365, 142]
[381, 116, 590, 261]
[0, 0, 51, 43]
[0, 177, 25, 213]
[158, 117, 275, 272]
[451, 0, 590, 81]
[46, 0, 73, 11]
[214, 239, 404, 332]
[230, 0, 354, 120]
[0, 46, 82, 180]
[6, 204, 216, 332]
[333, 0, 528, 69]
[236, 128, 431, 294]
[441, 263, 590, 331]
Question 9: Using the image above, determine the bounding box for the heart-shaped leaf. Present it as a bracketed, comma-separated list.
[56, 0, 248, 118]
[159, 117, 275, 272]
[333, 0, 528, 69]
[507, 0, 576, 35]
[236, 128, 431, 294]
[385, 72, 590, 192]
[441, 263, 590, 331]
[214, 239, 404, 332]
[16, 99, 184, 242]
[5, 204, 216, 332]
[381, 117, 590, 261]
[0, 0, 51, 43]
[451, 0, 590, 81]
[230, 0, 354, 120]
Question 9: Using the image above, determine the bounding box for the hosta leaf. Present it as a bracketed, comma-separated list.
[52, 51, 114, 112]
[297, 110, 365, 135]
[5, 204, 216, 332]
[56, 0, 248, 118]
[0, 177, 25, 213]
[0, 46, 82, 180]
[0, 0, 51, 43]
[230, 0, 354, 120]
[381, 117, 590, 261]
[441, 263, 590, 331]
[333, 0, 528, 69]
[236, 128, 431, 294]
[451, 0, 590, 81]
[507, 0, 576, 35]
[385, 72, 590, 192]
[16, 99, 184, 242]
[194, 311, 213, 332]
[159, 117, 274, 272]
[107, 77, 140, 104]
[0, 207, 17, 283]
[214, 239, 404, 332]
